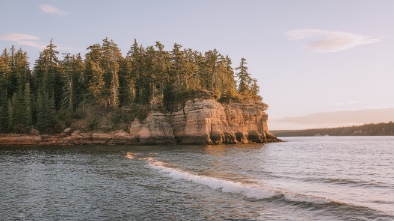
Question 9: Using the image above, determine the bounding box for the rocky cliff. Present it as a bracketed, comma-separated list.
[0, 98, 280, 145]
[170, 98, 278, 144]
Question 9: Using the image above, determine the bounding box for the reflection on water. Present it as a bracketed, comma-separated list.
[204, 145, 227, 156]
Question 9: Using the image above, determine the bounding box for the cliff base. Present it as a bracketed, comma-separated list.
[0, 98, 281, 145]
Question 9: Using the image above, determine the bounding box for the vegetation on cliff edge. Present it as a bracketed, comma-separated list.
[0, 39, 263, 134]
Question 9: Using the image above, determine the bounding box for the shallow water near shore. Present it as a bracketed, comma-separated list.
[1, 136, 393, 220]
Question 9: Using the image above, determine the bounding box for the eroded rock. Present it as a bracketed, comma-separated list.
[0, 98, 280, 146]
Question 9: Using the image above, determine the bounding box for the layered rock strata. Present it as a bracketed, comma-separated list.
[0, 99, 281, 145]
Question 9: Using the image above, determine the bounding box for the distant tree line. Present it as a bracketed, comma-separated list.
[0, 38, 261, 134]
[272, 122, 394, 137]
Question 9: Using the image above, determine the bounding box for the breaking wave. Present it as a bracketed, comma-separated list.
[126, 153, 394, 220]
[148, 159, 341, 205]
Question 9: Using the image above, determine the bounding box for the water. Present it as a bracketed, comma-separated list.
[1, 137, 393, 221]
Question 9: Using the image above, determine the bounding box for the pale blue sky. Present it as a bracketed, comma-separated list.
[1, 0, 393, 129]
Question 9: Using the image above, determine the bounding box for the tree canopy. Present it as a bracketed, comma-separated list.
[0, 38, 263, 134]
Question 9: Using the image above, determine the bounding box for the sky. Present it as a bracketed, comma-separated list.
[1, 0, 393, 130]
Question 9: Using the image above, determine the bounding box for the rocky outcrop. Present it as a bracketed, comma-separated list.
[134, 113, 176, 144]
[171, 99, 237, 144]
[170, 98, 280, 144]
[0, 98, 280, 146]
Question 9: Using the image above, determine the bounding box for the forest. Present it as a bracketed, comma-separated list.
[272, 121, 394, 137]
[0, 38, 261, 134]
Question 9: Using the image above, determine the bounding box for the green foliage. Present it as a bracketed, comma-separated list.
[0, 38, 263, 134]
[36, 88, 58, 133]
[10, 87, 26, 133]
[24, 83, 32, 130]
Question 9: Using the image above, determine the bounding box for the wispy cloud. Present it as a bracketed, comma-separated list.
[0, 33, 46, 49]
[285, 29, 382, 52]
[0, 33, 81, 51]
[40, 4, 68, 16]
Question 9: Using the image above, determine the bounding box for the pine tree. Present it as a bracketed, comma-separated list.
[153, 41, 171, 98]
[0, 49, 10, 131]
[235, 58, 252, 93]
[61, 54, 74, 112]
[13, 48, 30, 87]
[101, 38, 121, 107]
[72, 54, 86, 110]
[250, 78, 259, 95]
[33, 40, 62, 110]
[128, 39, 141, 103]
[85, 43, 105, 105]
[171, 43, 184, 93]
[118, 55, 132, 106]
[0, 48, 12, 99]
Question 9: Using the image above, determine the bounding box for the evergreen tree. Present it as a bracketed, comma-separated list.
[33, 40, 62, 110]
[118, 54, 133, 106]
[0, 48, 12, 99]
[235, 58, 252, 93]
[127, 39, 140, 103]
[0, 49, 10, 131]
[61, 53, 85, 112]
[101, 37, 122, 107]
[12, 48, 30, 87]
[250, 78, 259, 95]
[61, 54, 74, 112]
[85, 43, 105, 104]
[153, 41, 169, 98]
[7, 46, 19, 97]
[72, 54, 86, 110]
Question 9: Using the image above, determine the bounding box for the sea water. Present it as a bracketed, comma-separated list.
[1, 136, 393, 220]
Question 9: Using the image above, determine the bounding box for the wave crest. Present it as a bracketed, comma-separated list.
[148, 159, 340, 205]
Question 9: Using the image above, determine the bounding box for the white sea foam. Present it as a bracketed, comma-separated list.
[148, 159, 343, 205]
[149, 159, 277, 199]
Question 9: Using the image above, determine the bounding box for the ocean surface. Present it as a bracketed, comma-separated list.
[0, 136, 393, 221]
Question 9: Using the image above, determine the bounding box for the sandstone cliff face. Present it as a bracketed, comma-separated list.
[130, 113, 176, 144]
[0, 98, 280, 145]
[170, 98, 278, 145]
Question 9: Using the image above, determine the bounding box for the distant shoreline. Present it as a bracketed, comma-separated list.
[272, 122, 394, 137]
